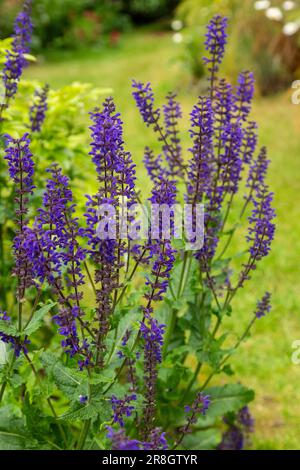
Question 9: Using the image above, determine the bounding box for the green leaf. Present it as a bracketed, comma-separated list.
[23, 302, 56, 335]
[206, 383, 254, 419]
[183, 428, 222, 450]
[40, 352, 83, 398]
[0, 320, 19, 337]
[60, 399, 111, 422]
[0, 406, 39, 450]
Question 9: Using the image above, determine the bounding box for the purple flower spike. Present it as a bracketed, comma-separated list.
[187, 97, 213, 205]
[163, 92, 184, 177]
[246, 186, 275, 264]
[246, 147, 269, 198]
[140, 313, 166, 435]
[111, 394, 137, 427]
[242, 121, 258, 165]
[132, 82, 185, 180]
[5, 133, 35, 299]
[143, 147, 165, 183]
[107, 427, 142, 450]
[132, 80, 160, 127]
[2, 0, 33, 100]
[255, 292, 271, 319]
[143, 428, 168, 450]
[180, 393, 211, 439]
[233, 71, 255, 122]
[85, 97, 137, 366]
[203, 15, 228, 95]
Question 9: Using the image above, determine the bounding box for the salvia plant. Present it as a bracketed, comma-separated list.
[0, 4, 275, 451]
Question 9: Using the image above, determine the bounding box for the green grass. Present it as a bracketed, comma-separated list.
[25, 31, 300, 450]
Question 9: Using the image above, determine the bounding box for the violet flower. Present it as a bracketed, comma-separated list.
[140, 314, 165, 436]
[132, 80, 160, 127]
[218, 425, 244, 450]
[214, 79, 233, 131]
[233, 71, 255, 122]
[163, 92, 184, 177]
[246, 146, 269, 199]
[218, 406, 254, 450]
[143, 147, 165, 183]
[187, 97, 213, 206]
[132, 81, 185, 178]
[255, 292, 271, 319]
[4, 133, 35, 299]
[219, 122, 244, 195]
[30, 165, 91, 366]
[106, 427, 141, 450]
[184, 393, 211, 421]
[140, 178, 176, 429]
[242, 121, 258, 165]
[111, 394, 137, 427]
[2, 0, 33, 101]
[246, 186, 275, 265]
[85, 97, 137, 366]
[143, 428, 168, 450]
[203, 15, 228, 96]
[237, 406, 255, 432]
[0, 311, 30, 357]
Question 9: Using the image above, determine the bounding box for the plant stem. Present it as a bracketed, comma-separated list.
[77, 419, 91, 450]
[177, 251, 188, 298]
[0, 353, 16, 403]
[24, 352, 68, 447]
[84, 261, 96, 295]
[180, 361, 202, 406]
[162, 308, 177, 357]
[200, 316, 257, 392]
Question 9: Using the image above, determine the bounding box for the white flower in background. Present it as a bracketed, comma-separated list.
[171, 19, 183, 31]
[254, 0, 271, 11]
[283, 21, 300, 35]
[172, 32, 183, 44]
[265, 7, 284, 21]
[283, 1, 296, 11]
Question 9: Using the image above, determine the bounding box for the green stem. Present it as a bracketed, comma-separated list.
[180, 361, 202, 405]
[77, 419, 91, 450]
[24, 288, 43, 329]
[18, 300, 22, 332]
[177, 251, 188, 298]
[115, 248, 147, 307]
[24, 353, 68, 447]
[162, 308, 177, 357]
[200, 316, 257, 392]
[0, 353, 16, 403]
[84, 261, 96, 295]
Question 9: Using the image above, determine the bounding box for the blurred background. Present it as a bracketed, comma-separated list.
[1, 0, 300, 450]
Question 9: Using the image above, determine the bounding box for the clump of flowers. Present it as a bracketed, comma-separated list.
[0, 9, 276, 452]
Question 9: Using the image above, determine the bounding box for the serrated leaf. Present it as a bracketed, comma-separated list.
[0, 320, 19, 337]
[60, 399, 111, 422]
[40, 352, 82, 398]
[23, 302, 56, 335]
[206, 383, 254, 419]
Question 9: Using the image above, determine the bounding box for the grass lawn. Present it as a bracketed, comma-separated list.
[25, 30, 300, 450]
